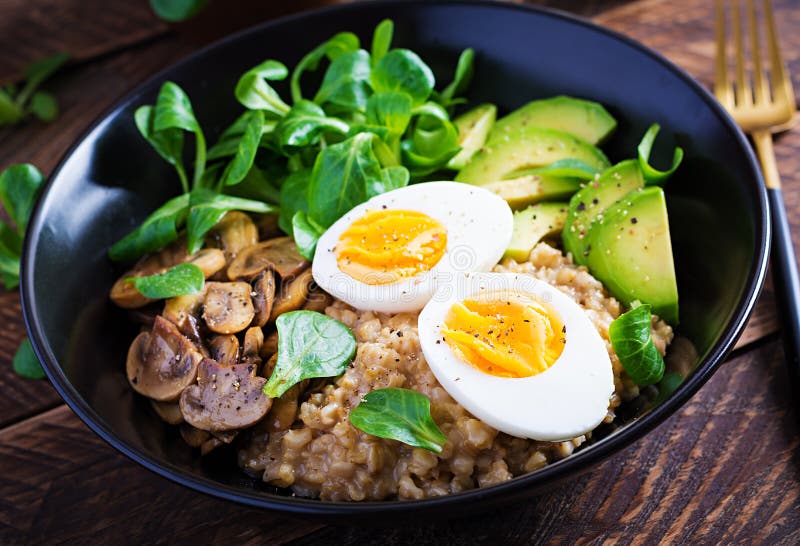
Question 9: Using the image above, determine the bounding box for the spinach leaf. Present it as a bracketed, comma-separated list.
[154, 81, 207, 187]
[108, 194, 190, 262]
[653, 371, 683, 405]
[638, 123, 683, 184]
[13, 338, 45, 379]
[314, 49, 372, 112]
[291, 32, 360, 103]
[609, 303, 665, 386]
[349, 388, 447, 453]
[150, 0, 208, 22]
[371, 49, 434, 107]
[0, 163, 44, 233]
[306, 132, 382, 227]
[278, 169, 312, 235]
[366, 91, 412, 137]
[401, 106, 460, 177]
[220, 109, 264, 187]
[275, 100, 350, 153]
[0, 251, 21, 289]
[135, 105, 188, 192]
[291, 211, 324, 260]
[235, 60, 291, 117]
[29, 91, 58, 122]
[370, 165, 409, 196]
[186, 188, 276, 253]
[263, 310, 356, 398]
[128, 262, 205, 299]
[370, 19, 393, 65]
[438, 48, 474, 106]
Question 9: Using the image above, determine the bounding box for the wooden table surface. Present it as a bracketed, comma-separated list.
[1, 0, 799, 543]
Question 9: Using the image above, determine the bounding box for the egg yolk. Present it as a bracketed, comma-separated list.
[335, 209, 448, 285]
[441, 290, 566, 378]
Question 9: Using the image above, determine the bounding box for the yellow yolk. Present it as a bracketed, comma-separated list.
[335, 209, 448, 285]
[441, 290, 566, 378]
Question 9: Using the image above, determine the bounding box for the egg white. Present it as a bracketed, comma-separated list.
[418, 272, 615, 441]
[312, 182, 513, 313]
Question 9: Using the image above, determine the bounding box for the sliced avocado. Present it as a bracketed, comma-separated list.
[455, 127, 610, 185]
[488, 96, 617, 146]
[562, 159, 644, 264]
[504, 202, 568, 261]
[484, 175, 581, 210]
[505, 158, 601, 181]
[447, 103, 497, 170]
[584, 186, 679, 325]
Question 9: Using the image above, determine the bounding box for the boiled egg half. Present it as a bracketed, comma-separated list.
[418, 272, 615, 441]
[312, 182, 513, 313]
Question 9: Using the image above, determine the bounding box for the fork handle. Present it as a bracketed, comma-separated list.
[767, 187, 800, 379]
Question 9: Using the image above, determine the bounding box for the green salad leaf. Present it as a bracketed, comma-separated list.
[275, 100, 350, 153]
[186, 188, 276, 253]
[653, 371, 683, 405]
[220, 109, 264, 187]
[263, 311, 357, 398]
[13, 338, 45, 380]
[609, 303, 665, 386]
[109, 193, 190, 262]
[314, 49, 372, 112]
[135, 105, 189, 192]
[370, 19, 394, 65]
[235, 60, 291, 117]
[349, 388, 447, 453]
[438, 48, 474, 107]
[638, 123, 683, 184]
[278, 169, 312, 236]
[128, 262, 204, 299]
[291, 211, 324, 260]
[371, 49, 435, 107]
[291, 32, 360, 103]
[0, 164, 44, 289]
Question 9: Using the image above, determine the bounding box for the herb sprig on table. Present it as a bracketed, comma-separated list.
[112, 19, 472, 262]
[0, 53, 69, 127]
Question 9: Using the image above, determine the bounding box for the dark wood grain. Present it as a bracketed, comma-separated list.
[0, 0, 798, 543]
[0, 340, 796, 545]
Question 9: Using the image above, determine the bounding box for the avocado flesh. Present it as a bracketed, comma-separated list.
[447, 103, 497, 170]
[488, 96, 617, 146]
[504, 202, 568, 261]
[584, 186, 679, 325]
[484, 175, 581, 210]
[455, 126, 610, 185]
[563, 159, 644, 264]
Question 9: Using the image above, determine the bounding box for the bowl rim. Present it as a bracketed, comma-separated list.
[20, 0, 770, 516]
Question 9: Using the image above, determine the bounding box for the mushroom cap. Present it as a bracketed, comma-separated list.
[126, 316, 203, 402]
[202, 281, 255, 334]
[227, 237, 309, 281]
[251, 270, 276, 328]
[179, 358, 272, 431]
[269, 268, 314, 321]
[150, 400, 185, 425]
[207, 211, 259, 264]
[208, 334, 240, 367]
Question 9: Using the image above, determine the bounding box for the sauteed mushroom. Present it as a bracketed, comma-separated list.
[269, 268, 314, 321]
[227, 237, 309, 281]
[126, 316, 203, 402]
[208, 335, 240, 366]
[243, 327, 264, 357]
[150, 400, 184, 425]
[207, 211, 259, 263]
[302, 285, 333, 313]
[200, 437, 225, 456]
[110, 245, 225, 309]
[202, 282, 255, 334]
[179, 358, 272, 431]
[261, 330, 279, 358]
[163, 288, 207, 341]
[265, 384, 301, 433]
[251, 270, 276, 328]
[255, 213, 283, 240]
[180, 424, 210, 447]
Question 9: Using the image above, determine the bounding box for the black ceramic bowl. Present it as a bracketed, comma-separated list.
[22, 0, 768, 519]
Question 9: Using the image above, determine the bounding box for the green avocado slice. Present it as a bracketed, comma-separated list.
[504, 202, 568, 261]
[562, 160, 644, 264]
[455, 126, 610, 185]
[584, 186, 679, 325]
[446, 103, 496, 170]
[483, 175, 581, 210]
[488, 96, 617, 146]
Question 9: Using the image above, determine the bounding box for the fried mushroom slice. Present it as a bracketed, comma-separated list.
[251, 270, 276, 328]
[302, 284, 333, 313]
[163, 287, 207, 341]
[243, 326, 264, 357]
[180, 424, 211, 447]
[260, 330, 279, 358]
[180, 358, 272, 431]
[202, 281, 255, 334]
[207, 211, 259, 264]
[200, 437, 225, 456]
[269, 268, 314, 321]
[265, 383, 301, 432]
[126, 316, 203, 402]
[208, 335, 240, 366]
[227, 237, 309, 281]
[150, 400, 185, 425]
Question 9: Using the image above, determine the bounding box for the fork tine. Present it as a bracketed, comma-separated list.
[733, 0, 752, 106]
[714, 0, 734, 106]
[763, 0, 796, 105]
[747, 0, 768, 104]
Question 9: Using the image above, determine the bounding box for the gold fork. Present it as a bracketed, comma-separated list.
[714, 0, 800, 374]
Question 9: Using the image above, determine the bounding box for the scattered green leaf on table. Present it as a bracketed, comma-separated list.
[29, 91, 58, 122]
[609, 303, 665, 386]
[13, 338, 45, 379]
[150, 0, 208, 22]
[349, 388, 447, 453]
[263, 310, 357, 398]
[0, 163, 44, 233]
[127, 262, 205, 299]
